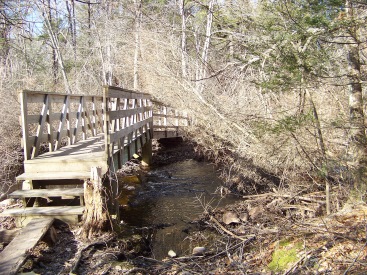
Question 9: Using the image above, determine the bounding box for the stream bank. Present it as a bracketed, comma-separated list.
[4, 138, 366, 274]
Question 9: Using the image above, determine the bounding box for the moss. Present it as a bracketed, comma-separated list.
[268, 241, 303, 272]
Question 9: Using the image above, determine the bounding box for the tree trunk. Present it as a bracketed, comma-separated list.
[133, 0, 142, 90]
[180, 0, 187, 78]
[82, 167, 109, 239]
[41, 5, 72, 94]
[66, 0, 77, 60]
[45, 0, 58, 86]
[346, 0, 367, 194]
[196, 0, 214, 94]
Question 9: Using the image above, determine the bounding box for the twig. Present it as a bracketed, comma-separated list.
[209, 216, 255, 241]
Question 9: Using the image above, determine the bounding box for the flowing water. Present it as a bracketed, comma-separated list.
[119, 159, 240, 260]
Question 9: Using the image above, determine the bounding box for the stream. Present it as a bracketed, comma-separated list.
[118, 159, 240, 260]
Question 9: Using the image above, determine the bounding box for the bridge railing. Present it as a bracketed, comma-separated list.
[19, 90, 105, 160]
[152, 101, 190, 139]
[19, 87, 153, 163]
[103, 86, 153, 168]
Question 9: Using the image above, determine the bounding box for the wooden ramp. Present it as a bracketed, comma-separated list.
[0, 218, 54, 275]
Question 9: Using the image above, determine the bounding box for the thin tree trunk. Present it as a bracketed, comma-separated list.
[39, 2, 72, 93]
[133, 0, 142, 90]
[45, 0, 58, 86]
[180, 0, 187, 78]
[199, 0, 214, 80]
[66, 0, 77, 60]
[307, 90, 330, 214]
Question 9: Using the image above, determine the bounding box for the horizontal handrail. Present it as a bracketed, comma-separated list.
[19, 87, 188, 165]
[19, 90, 104, 160]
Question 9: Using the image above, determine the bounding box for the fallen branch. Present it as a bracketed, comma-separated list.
[209, 216, 255, 241]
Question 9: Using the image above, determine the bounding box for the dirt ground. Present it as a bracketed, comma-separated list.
[1, 139, 366, 274]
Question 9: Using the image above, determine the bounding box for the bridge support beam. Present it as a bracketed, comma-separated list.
[141, 139, 152, 166]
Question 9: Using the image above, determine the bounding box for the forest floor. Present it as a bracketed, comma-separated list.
[1, 139, 367, 274]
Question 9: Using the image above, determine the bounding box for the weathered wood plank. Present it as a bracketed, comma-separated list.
[0, 206, 84, 217]
[20, 91, 31, 160]
[0, 218, 54, 275]
[72, 96, 83, 144]
[55, 95, 70, 150]
[9, 188, 84, 198]
[109, 106, 152, 120]
[16, 172, 90, 181]
[32, 94, 49, 159]
[104, 85, 151, 99]
[109, 119, 152, 144]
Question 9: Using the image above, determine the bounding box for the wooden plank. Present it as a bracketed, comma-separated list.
[0, 218, 54, 275]
[16, 172, 90, 181]
[153, 130, 181, 139]
[72, 96, 83, 144]
[47, 95, 53, 152]
[103, 86, 111, 160]
[153, 113, 187, 119]
[20, 91, 31, 160]
[32, 94, 49, 159]
[104, 85, 151, 99]
[109, 119, 152, 143]
[27, 112, 83, 124]
[0, 206, 84, 217]
[9, 188, 84, 198]
[109, 106, 152, 120]
[24, 90, 103, 100]
[55, 95, 70, 150]
[153, 125, 180, 130]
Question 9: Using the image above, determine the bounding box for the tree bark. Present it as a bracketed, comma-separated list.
[346, 0, 367, 193]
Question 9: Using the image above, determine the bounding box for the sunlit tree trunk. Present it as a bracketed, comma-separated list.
[133, 0, 142, 90]
[196, 0, 214, 94]
[39, 1, 72, 93]
[66, 0, 77, 59]
[346, 0, 367, 194]
[180, 0, 187, 78]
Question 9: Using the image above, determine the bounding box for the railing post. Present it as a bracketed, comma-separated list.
[19, 90, 30, 160]
[103, 86, 110, 163]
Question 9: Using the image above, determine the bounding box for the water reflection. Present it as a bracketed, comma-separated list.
[119, 159, 239, 260]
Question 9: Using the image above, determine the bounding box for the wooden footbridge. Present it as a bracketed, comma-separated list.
[0, 86, 189, 227]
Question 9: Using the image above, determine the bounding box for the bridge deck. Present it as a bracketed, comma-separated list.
[18, 134, 108, 180]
